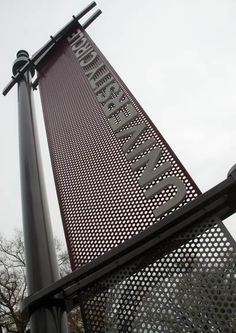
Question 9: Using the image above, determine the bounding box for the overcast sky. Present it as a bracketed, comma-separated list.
[1, 0, 236, 243]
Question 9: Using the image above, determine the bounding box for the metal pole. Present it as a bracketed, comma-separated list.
[13, 50, 68, 333]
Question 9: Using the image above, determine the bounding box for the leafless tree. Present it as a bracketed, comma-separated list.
[0, 232, 27, 332]
[0, 232, 83, 333]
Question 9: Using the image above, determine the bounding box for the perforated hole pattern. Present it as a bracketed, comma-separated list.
[38, 30, 201, 269]
[79, 217, 236, 333]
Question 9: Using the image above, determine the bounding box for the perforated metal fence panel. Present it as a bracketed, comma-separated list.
[38, 27, 201, 269]
[79, 217, 236, 333]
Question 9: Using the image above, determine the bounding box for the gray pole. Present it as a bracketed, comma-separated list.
[13, 50, 68, 333]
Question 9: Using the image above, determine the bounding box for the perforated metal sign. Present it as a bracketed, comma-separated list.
[38, 27, 201, 269]
[79, 217, 236, 332]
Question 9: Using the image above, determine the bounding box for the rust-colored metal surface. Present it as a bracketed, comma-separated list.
[38, 28, 201, 269]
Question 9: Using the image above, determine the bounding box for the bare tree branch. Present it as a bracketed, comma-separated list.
[0, 231, 83, 332]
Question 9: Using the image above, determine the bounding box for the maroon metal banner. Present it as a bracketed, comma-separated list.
[37, 27, 201, 269]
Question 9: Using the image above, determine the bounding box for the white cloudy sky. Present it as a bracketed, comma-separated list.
[0, 0, 236, 242]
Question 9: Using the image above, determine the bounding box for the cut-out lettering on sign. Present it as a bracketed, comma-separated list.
[38, 28, 200, 269]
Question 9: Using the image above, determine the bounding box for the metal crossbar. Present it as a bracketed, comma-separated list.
[21, 167, 236, 322]
[2, 2, 101, 96]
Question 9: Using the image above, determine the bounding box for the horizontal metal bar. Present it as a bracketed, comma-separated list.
[21, 171, 236, 320]
[82, 9, 102, 30]
[2, 2, 98, 96]
[32, 77, 39, 90]
[30, 10, 102, 91]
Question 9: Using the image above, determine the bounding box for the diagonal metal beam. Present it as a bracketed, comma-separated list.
[31, 9, 102, 91]
[2, 2, 100, 96]
[82, 8, 102, 29]
[21, 169, 236, 321]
